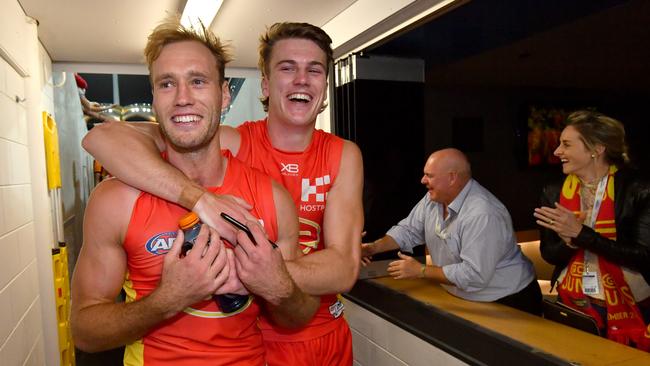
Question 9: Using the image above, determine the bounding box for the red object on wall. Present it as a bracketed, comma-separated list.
[74, 73, 88, 90]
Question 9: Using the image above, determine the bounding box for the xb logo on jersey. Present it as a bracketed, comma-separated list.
[280, 162, 299, 175]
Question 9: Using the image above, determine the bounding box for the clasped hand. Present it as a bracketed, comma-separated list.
[233, 220, 293, 306]
[192, 192, 255, 245]
[158, 225, 233, 312]
[534, 202, 584, 244]
[387, 252, 421, 280]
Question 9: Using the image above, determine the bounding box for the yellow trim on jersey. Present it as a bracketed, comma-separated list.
[183, 296, 254, 318]
[123, 272, 136, 303]
[124, 339, 144, 366]
[122, 272, 143, 365]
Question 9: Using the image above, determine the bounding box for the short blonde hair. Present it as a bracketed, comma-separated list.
[144, 16, 232, 83]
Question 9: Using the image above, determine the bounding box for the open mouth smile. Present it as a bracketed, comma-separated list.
[172, 114, 201, 123]
[288, 93, 312, 103]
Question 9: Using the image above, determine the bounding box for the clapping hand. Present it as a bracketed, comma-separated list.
[534, 202, 585, 245]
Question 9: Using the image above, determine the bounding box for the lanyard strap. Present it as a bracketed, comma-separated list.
[583, 174, 608, 274]
[586, 174, 608, 228]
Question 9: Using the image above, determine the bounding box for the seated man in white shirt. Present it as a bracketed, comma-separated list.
[362, 148, 542, 315]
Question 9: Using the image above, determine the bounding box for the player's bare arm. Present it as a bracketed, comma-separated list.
[82, 122, 253, 243]
[71, 179, 230, 352]
[286, 140, 364, 294]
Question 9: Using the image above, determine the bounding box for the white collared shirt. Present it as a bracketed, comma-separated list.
[387, 179, 535, 302]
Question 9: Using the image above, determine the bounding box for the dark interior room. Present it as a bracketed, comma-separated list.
[336, 0, 650, 234]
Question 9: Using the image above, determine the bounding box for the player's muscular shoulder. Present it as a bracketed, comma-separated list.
[87, 178, 141, 234]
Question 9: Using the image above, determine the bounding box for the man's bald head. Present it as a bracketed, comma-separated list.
[428, 148, 472, 182]
[421, 148, 472, 205]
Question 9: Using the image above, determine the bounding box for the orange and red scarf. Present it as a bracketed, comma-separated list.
[558, 166, 650, 350]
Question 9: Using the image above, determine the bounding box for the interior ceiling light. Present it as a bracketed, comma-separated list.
[181, 0, 224, 28]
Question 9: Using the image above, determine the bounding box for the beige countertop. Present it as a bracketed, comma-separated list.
[368, 276, 650, 366]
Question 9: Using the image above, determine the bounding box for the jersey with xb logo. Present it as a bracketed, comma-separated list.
[280, 162, 299, 175]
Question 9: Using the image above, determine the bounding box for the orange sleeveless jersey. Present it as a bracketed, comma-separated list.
[122, 152, 277, 365]
[237, 119, 347, 342]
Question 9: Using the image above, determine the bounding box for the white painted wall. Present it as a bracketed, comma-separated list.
[222, 77, 266, 127]
[52, 72, 95, 275]
[0, 0, 60, 365]
[36, 36, 60, 366]
[344, 299, 468, 366]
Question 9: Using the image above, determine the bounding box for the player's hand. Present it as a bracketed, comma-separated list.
[193, 192, 255, 244]
[233, 220, 294, 306]
[155, 225, 229, 316]
[214, 248, 250, 296]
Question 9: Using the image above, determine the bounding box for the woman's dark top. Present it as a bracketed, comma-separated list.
[539, 168, 650, 287]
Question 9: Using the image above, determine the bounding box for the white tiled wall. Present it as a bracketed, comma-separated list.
[0, 0, 30, 74]
[0, 32, 44, 366]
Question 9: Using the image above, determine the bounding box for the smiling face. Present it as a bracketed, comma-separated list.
[554, 125, 597, 177]
[151, 40, 230, 151]
[261, 38, 328, 128]
[421, 155, 453, 204]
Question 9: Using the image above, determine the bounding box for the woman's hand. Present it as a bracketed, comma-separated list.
[534, 202, 584, 242]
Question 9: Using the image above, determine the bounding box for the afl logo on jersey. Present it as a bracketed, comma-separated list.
[145, 231, 177, 255]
